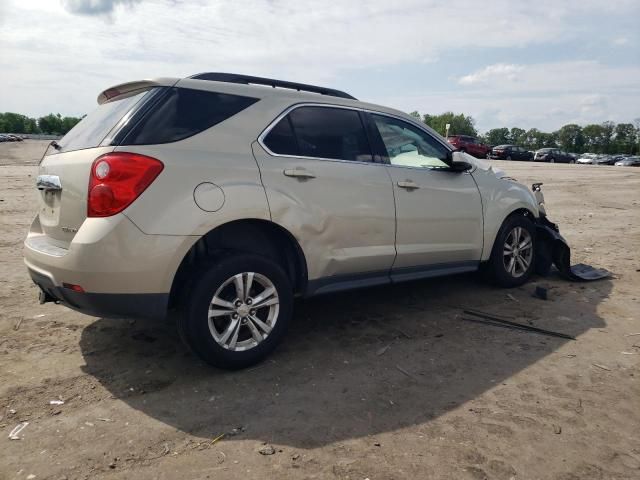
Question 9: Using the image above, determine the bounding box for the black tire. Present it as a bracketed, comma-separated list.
[178, 254, 293, 369]
[486, 215, 536, 287]
[549, 157, 555, 163]
[506, 155, 512, 160]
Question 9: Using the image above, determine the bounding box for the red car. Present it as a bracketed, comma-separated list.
[446, 135, 492, 158]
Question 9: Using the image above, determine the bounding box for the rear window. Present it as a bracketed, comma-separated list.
[56, 89, 150, 153]
[121, 87, 258, 145]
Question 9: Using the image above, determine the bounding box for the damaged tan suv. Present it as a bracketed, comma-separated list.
[24, 73, 570, 369]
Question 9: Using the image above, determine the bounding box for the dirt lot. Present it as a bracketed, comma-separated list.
[1, 140, 639, 480]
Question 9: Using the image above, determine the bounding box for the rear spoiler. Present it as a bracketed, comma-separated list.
[97, 78, 179, 105]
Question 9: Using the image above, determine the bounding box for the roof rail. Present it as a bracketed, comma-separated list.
[189, 72, 357, 100]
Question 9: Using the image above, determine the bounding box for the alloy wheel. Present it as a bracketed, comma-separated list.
[207, 272, 279, 351]
[502, 227, 533, 278]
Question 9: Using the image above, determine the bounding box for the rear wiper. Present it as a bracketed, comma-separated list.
[50, 140, 61, 151]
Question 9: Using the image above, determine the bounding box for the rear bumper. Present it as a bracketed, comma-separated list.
[29, 268, 168, 319]
[24, 214, 196, 319]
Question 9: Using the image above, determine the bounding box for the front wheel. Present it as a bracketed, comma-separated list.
[178, 254, 293, 369]
[506, 155, 512, 160]
[486, 215, 536, 287]
[549, 158, 555, 163]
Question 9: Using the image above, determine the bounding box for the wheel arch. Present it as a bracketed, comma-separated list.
[483, 207, 538, 261]
[168, 219, 308, 309]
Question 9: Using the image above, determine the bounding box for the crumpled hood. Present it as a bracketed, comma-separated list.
[454, 151, 507, 178]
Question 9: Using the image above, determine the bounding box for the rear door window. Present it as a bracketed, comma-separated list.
[262, 116, 299, 156]
[264, 106, 372, 162]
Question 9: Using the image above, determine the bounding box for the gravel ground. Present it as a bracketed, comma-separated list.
[1, 140, 639, 480]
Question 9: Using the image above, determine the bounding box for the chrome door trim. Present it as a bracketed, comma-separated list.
[256, 102, 454, 163]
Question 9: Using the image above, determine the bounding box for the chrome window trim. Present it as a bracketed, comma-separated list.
[256, 102, 454, 166]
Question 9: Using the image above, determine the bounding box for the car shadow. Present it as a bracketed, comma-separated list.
[79, 272, 610, 448]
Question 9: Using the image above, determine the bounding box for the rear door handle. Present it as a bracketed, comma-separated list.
[283, 168, 316, 179]
[397, 180, 419, 190]
[36, 175, 62, 192]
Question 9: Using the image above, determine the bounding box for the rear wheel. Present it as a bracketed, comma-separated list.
[178, 254, 293, 369]
[506, 155, 512, 160]
[486, 215, 536, 287]
[549, 157, 555, 163]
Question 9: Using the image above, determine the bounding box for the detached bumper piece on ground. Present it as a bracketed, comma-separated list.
[532, 184, 610, 282]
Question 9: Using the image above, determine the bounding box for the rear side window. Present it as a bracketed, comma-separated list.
[56, 89, 150, 153]
[122, 88, 258, 145]
[264, 106, 371, 162]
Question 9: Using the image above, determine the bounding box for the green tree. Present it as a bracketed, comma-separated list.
[582, 124, 606, 153]
[422, 112, 477, 137]
[613, 123, 636, 154]
[484, 128, 510, 146]
[61, 116, 81, 134]
[509, 127, 526, 146]
[601, 121, 615, 153]
[557, 124, 585, 153]
[38, 114, 64, 135]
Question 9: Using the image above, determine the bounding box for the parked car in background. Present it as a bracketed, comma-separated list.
[489, 145, 533, 161]
[534, 148, 575, 163]
[577, 154, 596, 164]
[594, 155, 617, 165]
[7, 134, 24, 141]
[446, 135, 492, 158]
[0, 135, 9, 142]
[614, 156, 640, 167]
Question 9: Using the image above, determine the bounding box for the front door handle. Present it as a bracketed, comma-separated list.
[36, 175, 62, 192]
[283, 168, 316, 179]
[397, 180, 419, 190]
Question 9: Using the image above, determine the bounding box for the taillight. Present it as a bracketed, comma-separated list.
[88, 152, 163, 217]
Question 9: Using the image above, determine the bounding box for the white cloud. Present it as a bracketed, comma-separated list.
[611, 36, 629, 46]
[386, 60, 640, 131]
[458, 64, 524, 85]
[61, 0, 142, 16]
[0, 0, 638, 131]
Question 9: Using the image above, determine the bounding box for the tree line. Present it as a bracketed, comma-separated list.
[410, 111, 640, 154]
[0, 112, 83, 136]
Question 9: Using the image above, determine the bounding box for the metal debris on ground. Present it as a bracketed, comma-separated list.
[376, 344, 391, 356]
[210, 433, 225, 446]
[533, 286, 548, 300]
[553, 424, 562, 434]
[461, 309, 575, 340]
[49, 399, 64, 405]
[395, 365, 420, 382]
[13, 317, 23, 330]
[625, 333, 640, 337]
[9, 421, 29, 440]
[593, 363, 611, 371]
[506, 294, 519, 302]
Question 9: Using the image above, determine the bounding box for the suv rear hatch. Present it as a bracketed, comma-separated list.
[36, 80, 173, 247]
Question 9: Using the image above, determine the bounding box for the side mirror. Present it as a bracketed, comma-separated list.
[447, 150, 472, 172]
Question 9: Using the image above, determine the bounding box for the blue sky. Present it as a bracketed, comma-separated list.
[0, 0, 638, 132]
